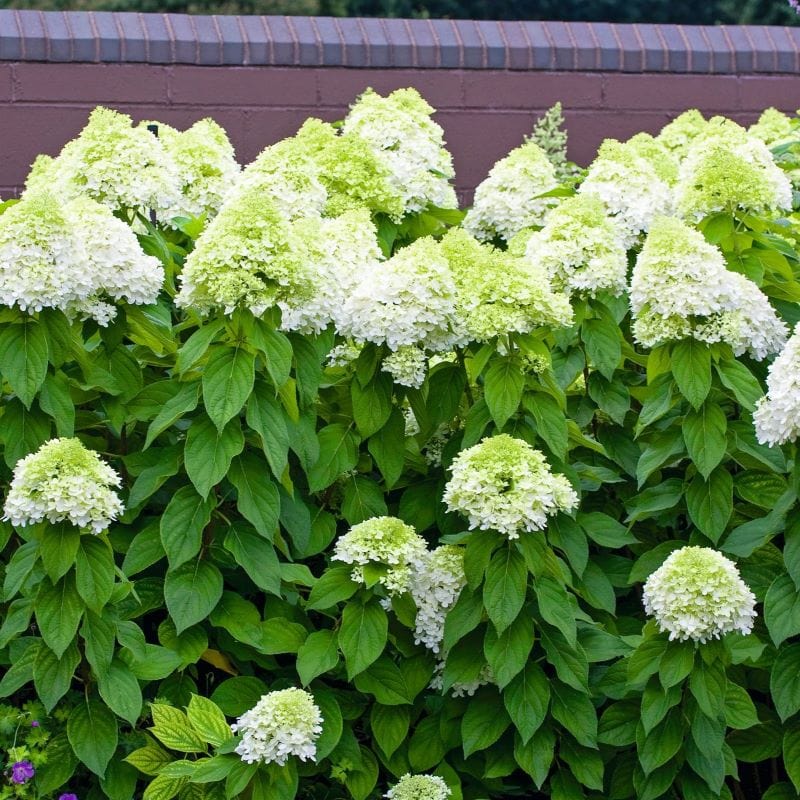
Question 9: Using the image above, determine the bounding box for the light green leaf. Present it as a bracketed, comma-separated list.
[187, 695, 233, 747]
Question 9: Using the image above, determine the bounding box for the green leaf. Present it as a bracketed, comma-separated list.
[461, 688, 511, 756]
[0, 399, 51, 467]
[97, 659, 143, 726]
[503, 662, 549, 744]
[636, 429, 684, 488]
[483, 545, 527, 633]
[164, 559, 224, 634]
[368, 407, 406, 488]
[187, 695, 233, 747]
[353, 656, 412, 705]
[150, 704, 207, 753]
[765, 574, 800, 646]
[184, 414, 244, 499]
[536, 576, 577, 646]
[36, 573, 83, 657]
[67, 696, 118, 777]
[689, 660, 727, 719]
[75, 536, 115, 612]
[260, 618, 307, 653]
[33, 641, 80, 711]
[578, 511, 638, 547]
[550, 681, 597, 748]
[339, 598, 388, 679]
[38, 521, 80, 582]
[0, 318, 48, 408]
[484, 613, 535, 689]
[370, 704, 410, 758]
[715, 358, 763, 411]
[307, 423, 360, 492]
[526, 392, 568, 461]
[658, 641, 695, 688]
[582, 314, 621, 379]
[783, 719, 800, 793]
[202, 345, 255, 431]
[639, 709, 684, 775]
[142, 382, 200, 451]
[772, 643, 800, 721]
[686, 467, 733, 543]
[296, 629, 340, 686]
[671, 339, 711, 409]
[176, 319, 225, 374]
[484, 357, 524, 428]
[250, 321, 292, 388]
[514, 725, 556, 789]
[598, 701, 639, 746]
[539, 626, 589, 692]
[246, 380, 290, 480]
[160, 486, 215, 570]
[224, 523, 281, 596]
[228, 452, 280, 539]
[306, 566, 359, 611]
[125, 744, 173, 777]
[724, 681, 759, 730]
[352, 371, 392, 438]
[39, 371, 75, 437]
[683, 402, 727, 479]
[341, 475, 389, 525]
[210, 676, 268, 717]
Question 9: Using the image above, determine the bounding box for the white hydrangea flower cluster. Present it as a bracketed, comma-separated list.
[410, 545, 466, 653]
[749, 107, 798, 148]
[279, 209, 383, 334]
[463, 139, 559, 242]
[155, 118, 240, 220]
[754, 323, 800, 445]
[4, 438, 124, 533]
[642, 546, 757, 642]
[630, 216, 787, 359]
[340, 236, 465, 352]
[175, 185, 312, 316]
[443, 434, 578, 538]
[656, 109, 707, 156]
[28, 107, 181, 214]
[439, 228, 573, 342]
[333, 516, 429, 595]
[382, 346, 429, 388]
[524, 194, 628, 297]
[231, 688, 323, 766]
[385, 774, 451, 800]
[578, 139, 674, 247]
[675, 117, 793, 219]
[343, 87, 457, 213]
[0, 190, 164, 324]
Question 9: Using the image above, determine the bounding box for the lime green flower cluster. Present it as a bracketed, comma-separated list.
[749, 107, 798, 147]
[439, 228, 573, 341]
[385, 774, 451, 800]
[622, 132, 679, 185]
[675, 117, 793, 219]
[656, 108, 707, 156]
[175, 185, 312, 315]
[523, 193, 628, 297]
[343, 87, 457, 213]
[463, 139, 558, 242]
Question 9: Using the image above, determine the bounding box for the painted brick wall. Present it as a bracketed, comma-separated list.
[1, 12, 800, 201]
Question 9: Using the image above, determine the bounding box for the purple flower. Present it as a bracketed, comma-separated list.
[30, 720, 39, 728]
[58, 794, 79, 800]
[790, 0, 800, 12]
[10, 760, 35, 784]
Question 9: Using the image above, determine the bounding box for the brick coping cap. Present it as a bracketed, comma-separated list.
[0, 11, 798, 72]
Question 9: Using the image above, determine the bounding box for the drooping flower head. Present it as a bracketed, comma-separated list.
[280, 209, 383, 334]
[578, 139, 674, 247]
[175, 185, 312, 315]
[523, 193, 629, 297]
[630, 216, 787, 359]
[340, 236, 464, 352]
[155, 117, 240, 220]
[410, 545, 466, 653]
[385, 774, 452, 800]
[463, 139, 559, 242]
[642, 546, 756, 642]
[343, 87, 457, 213]
[231, 688, 323, 766]
[675, 117, 792, 219]
[38, 107, 180, 214]
[333, 516, 428, 595]
[439, 228, 573, 342]
[443, 434, 578, 538]
[4, 438, 124, 533]
[656, 109, 707, 156]
[0, 190, 163, 324]
[754, 323, 800, 445]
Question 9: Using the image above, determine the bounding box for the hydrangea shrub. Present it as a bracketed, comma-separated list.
[2, 95, 800, 800]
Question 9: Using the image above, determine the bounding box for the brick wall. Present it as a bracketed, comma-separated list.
[2, 12, 800, 201]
